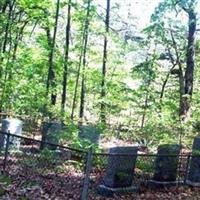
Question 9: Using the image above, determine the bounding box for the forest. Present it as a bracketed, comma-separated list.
[0, 0, 200, 199]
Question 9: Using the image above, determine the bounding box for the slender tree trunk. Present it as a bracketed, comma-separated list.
[181, 8, 196, 120]
[169, 29, 186, 120]
[70, 51, 83, 120]
[70, 0, 91, 120]
[160, 63, 177, 101]
[79, 0, 91, 120]
[2, 0, 15, 53]
[140, 53, 156, 129]
[46, 0, 60, 105]
[46, 27, 53, 93]
[6, 18, 28, 111]
[0, 0, 15, 112]
[61, 0, 71, 112]
[140, 91, 148, 129]
[0, 0, 15, 72]
[100, 0, 110, 124]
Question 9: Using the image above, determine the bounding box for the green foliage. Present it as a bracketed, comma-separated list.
[22, 148, 56, 168]
[22, 157, 37, 168]
[70, 137, 102, 153]
[192, 150, 200, 156]
[0, 175, 12, 186]
[136, 158, 154, 174]
[0, 175, 11, 195]
[93, 155, 107, 168]
[39, 148, 56, 164]
[64, 160, 83, 170]
[192, 121, 200, 133]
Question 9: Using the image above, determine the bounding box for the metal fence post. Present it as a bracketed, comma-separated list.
[184, 154, 191, 184]
[3, 132, 10, 174]
[81, 147, 93, 200]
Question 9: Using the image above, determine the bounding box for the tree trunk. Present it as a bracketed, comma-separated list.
[70, 0, 91, 120]
[46, 0, 60, 105]
[0, 0, 15, 74]
[79, 0, 91, 120]
[100, 0, 110, 124]
[181, 8, 196, 120]
[61, 0, 71, 112]
[140, 90, 148, 129]
[0, 0, 15, 113]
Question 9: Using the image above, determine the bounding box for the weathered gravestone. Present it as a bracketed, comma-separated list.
[40, 122, 62, 150]
[0, 118, 23, 150]
[149, 144, 181, 187]
[186, 136, 200, 186]
[79, 125, 101, 145]
[98, 146, 138, 196]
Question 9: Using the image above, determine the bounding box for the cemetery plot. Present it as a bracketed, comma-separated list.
[0, 130, 199, 200]
[88, 151, 187, 199]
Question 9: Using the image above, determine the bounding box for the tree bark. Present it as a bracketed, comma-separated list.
[169, 29, 185, 120]
[181, 8, 196, 120]
[61, 0, 71, 111]
[70, 0, 91, 120]
[100, 0, 110, 124]
[79, 0, 91, 120]
[0, 0, 15, 112]
[46, 0, 60, 105]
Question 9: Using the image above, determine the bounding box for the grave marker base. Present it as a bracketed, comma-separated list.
[97, 184, 138, 197]
[148, 180, 183, 189]
[186, 180, 200, 186]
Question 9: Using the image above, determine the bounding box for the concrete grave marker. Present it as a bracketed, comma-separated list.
[98, 146, 138, 196]
[41, 122, 62, 150]
[79, 125, 101, 145]
[0, 118, 23, 150]
[187, 136, 200, 186]
[149, 144, 181, 187]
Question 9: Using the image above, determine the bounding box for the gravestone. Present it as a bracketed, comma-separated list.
[40, 122, 62, 150]
[149, 144, 181, 187]
[79, 125, 101, 145]
[187, 136, 200, 186]
[98, 146, 138, 196]
[0, 118, 23, 150]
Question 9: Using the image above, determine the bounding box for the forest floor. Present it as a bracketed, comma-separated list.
[0, 160, 199, 200]
[1, 175, 200, 200]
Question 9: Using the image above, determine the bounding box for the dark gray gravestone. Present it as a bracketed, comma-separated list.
[98, 146, 138, 196]
[187, 136, 200, 186]
[0, 118, 23, 150]
[40, 122, 62, 150]
[149, 144, 181, 187]
[79, 125, 101, 144]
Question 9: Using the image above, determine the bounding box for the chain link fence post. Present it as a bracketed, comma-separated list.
[81, 147, 93, 200]
[3, 132, 10, 174]
[184, 154, 191, 184]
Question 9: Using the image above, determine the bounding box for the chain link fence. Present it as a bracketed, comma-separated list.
[0, 131, 198, 200]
